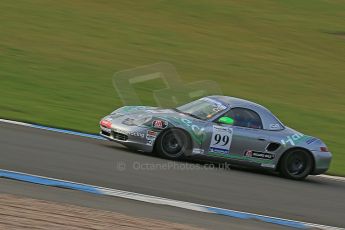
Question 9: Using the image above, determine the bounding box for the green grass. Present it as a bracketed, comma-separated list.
[0, 0, 344, 174]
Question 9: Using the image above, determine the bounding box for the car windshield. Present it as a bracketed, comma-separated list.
[176, 98, 228, 120]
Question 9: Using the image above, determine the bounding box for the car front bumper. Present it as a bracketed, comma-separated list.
[100, 123, 155, 153]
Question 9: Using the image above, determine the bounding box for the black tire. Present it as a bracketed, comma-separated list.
[279, 149, 313, 180]
[154, 129, 191, 160]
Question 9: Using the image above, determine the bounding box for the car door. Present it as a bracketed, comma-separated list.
[216, 108, 271, 160]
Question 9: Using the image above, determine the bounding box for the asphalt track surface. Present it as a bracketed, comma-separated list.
[1, 122, 345, 228]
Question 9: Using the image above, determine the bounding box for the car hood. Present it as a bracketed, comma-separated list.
[109, 106, 181, 118]
[112, 106, 174, 116]
[107, 106, 202, 125]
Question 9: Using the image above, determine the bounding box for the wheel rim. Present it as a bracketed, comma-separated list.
[162, 131, 184, 157]
[287, 152, 307, 175]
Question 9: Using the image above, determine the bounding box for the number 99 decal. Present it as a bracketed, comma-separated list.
[209, 125, 233, 154]
[214, 134, 230, 146]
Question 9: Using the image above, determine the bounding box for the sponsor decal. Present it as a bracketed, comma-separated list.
[167, 117, 205, 145]
[244, 150, 253, 157]
[306, 138, 318, 145]
[180, 118, 205, 138]
[130, 131, 145, 138]
[269, 124, 280, 130]
[122, 118, 135, 126]
[152, 120, 168, 129]
[280, 133, 310, 146]
[146, 139, 154, 146]
[244, 150, 275, 160]
[207, 151, 273, 164]
[113, 128, 145, 138]
[209, 125, 233, 154]
[122, 115, 152, 126]
[192, 148, 204, 154]
[146, 130, 157, 140]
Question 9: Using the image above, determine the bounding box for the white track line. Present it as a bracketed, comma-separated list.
[316, 175, 345, 182]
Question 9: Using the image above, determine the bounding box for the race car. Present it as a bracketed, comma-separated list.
[100, 96, 332, 180]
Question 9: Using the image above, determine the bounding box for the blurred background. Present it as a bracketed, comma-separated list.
[0, 0, 344, 174]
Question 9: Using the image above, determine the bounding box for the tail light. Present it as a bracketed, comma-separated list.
[320, 147, 329, 152]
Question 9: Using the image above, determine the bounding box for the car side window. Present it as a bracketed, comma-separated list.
[224, 108, 263, 129]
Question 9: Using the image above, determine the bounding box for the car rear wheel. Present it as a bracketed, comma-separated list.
[155, 129, 191, 160]
[279, 149, 313, 180]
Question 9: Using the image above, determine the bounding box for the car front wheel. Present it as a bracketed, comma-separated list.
[155, 129, 191, 160]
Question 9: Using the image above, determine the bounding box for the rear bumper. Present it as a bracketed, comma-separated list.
[311, 150, 332, 175]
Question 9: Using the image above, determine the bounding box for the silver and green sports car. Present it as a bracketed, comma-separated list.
[100, 96, 332, 180]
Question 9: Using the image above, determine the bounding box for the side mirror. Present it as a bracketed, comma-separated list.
[218, 116, 234, 125]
